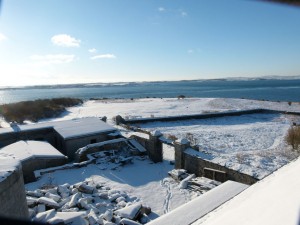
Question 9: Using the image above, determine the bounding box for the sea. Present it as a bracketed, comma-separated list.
[1, 78, 300, 104]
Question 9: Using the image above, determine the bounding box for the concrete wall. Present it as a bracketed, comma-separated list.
[122, 109, 270, 125]
[0, 164, 29, 219]
[21, 156, 68, 183]
[75, 138, 129, 162]
[130, 134, 163, 163]
[64, 133, 113, 160]
[0, 127, 56, 149]
[174, 143, 258, 185]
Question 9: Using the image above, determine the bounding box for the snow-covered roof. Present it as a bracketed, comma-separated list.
[148, 180, 249, 225]
[0, 140, 65, 162]
[0, 117, 117, 140]
[192, 157, 300, 225]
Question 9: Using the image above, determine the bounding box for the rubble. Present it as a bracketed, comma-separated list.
[27, 180, 150, 225]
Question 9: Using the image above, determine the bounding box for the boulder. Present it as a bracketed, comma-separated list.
[45, 192, 61, 202]
[38, 197, 60, 209]
[115, 203, 142, 220]
[120, 218, 142, 225]
[78, 183, 95, 194]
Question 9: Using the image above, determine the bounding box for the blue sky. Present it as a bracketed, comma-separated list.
[0, 0, 300, 87]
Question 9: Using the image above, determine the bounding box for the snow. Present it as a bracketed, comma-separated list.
[193, 157, 300, 225]
[138, 113, 299, 179]
[0, 117, 116, 140]
[0, 156, 20, 182]
[2, 97, 300, 224]
[25, 155, 196, 218]
[147, 181, 249, 225]
[115, 203, 142, 220]
[40, 98, 300, 124]
[0, 140, 65, 161]
[76, 138, 127, 155]
[128, 139, 147, 153]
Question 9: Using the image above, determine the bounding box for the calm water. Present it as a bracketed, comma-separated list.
[1, 79, 300, 104]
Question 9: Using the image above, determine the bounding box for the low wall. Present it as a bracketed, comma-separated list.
[22, 156, 68, 183]
[119, 109, 300, 126]
[0, 163, 29, 219]
[183, 151, 258, 185]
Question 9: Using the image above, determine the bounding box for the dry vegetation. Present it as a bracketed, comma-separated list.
[0, 98, 83, 123]
[285, 125, 300, 151]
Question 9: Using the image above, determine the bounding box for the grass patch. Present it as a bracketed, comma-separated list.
[0, 98, 83, 123]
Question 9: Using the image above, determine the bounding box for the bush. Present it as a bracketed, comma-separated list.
[177, 95, 185, 99]
[285, 126, 300, 151]
[0, 98, 83, 123]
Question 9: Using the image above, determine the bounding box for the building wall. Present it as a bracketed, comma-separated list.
[65, 133, 111, 160]
[75, 138, 128, 162]
[0, 128, 56, 149]
[0, 164, 29, 219]
[21, 156, 68, 183]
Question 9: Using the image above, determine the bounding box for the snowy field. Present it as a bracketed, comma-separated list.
[138, 112, 300, 179]
[25, 145, 217, 221]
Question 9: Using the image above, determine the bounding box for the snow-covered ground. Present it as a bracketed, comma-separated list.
[2, 97, 300, 224]
[25, 145, 215, 221]
[138, 113, 300, 179]
[32, 97, 300, 124]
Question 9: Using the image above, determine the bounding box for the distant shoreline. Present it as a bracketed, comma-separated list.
[1, 75, 300, 90]
[1, 78, 300, 104]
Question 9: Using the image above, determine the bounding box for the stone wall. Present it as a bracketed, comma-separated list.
[0, 164, 29, 219]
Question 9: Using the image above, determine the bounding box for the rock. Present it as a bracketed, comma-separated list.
[71, 188, 79, 194]
[58, 195, 72, 208]
[78, 198, 91, 210]
[28, 208, 36, 218]
[103, 209, 113, 222]
[27, 196, 38, 207]
[179, 174, 196, 189]
[69, 216, 89, 225]
[43, 188, 58, 195]
[109, 193, 121, 202]
[140, 206, 151, 215]
[78, 183, 95, 194]
[58, 185, 70, 198]
[47, 216, 65, 225]
[94, 192, 108, 199]
[120, 218, 142, 225]
[139, 214, 150, 224]
[37, 204, 46, 213]
[117, 201, 127, 208]
[116, 196, 126, 203]
[27, 190, 43, 198]
[38, 197, 60, 209]
[33, 209, 56, 223]
[68, 193, 82, 208]
[61, 207, 80, 212]
[45, 192, 61, 202]
[115, 203, 142, 220]
[88, 210, 98, 225]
